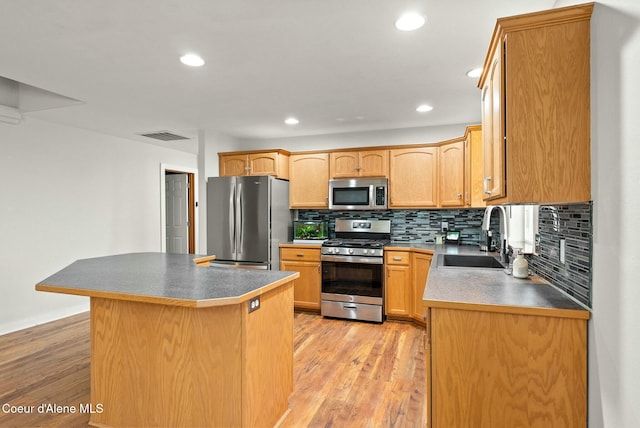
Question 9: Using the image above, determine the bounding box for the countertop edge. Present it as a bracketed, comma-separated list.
[423, 298, 590, 320]
[36, 271, 300, 308]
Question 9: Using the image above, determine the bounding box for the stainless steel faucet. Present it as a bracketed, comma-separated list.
[482, 205, 509, 263]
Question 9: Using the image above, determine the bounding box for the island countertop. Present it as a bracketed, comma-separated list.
[36, 252, 299, 308]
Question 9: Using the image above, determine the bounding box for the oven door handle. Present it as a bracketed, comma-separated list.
[321, 255, 383, 265]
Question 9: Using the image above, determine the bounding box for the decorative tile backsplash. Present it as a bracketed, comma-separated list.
[526, 203, 592, 308]
[298, 203, 593, 309]
[296, 209, 486, 245]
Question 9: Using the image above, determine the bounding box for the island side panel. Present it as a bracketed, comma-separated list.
[242, 280, 294, 427]
[89, 297, 243, 427]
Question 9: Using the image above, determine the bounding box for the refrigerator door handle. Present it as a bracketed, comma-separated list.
[229, 183, 236, 257]
[236, 182, 243, 256]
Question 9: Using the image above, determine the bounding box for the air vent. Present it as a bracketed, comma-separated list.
[139, 131, 190, 141]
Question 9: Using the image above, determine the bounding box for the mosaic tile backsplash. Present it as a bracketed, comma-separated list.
[297, 209, 486, 245]
[526, 203, 592, 308]
[298, 203, 593, 308]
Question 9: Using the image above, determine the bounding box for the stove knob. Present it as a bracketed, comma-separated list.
[348, 248, 354, 254]
[363, 249, 369, 255]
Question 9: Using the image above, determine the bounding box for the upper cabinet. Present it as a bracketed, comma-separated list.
[478, 3, 592, 204]
[438, 139, 465, 208]
[389, 147, 438, 208]
[289, 152, 329, 209]
[219, 150, 290, 179]
[465, 125, 485, 208]
[330, 150, 388, 178]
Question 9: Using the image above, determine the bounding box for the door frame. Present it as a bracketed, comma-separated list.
[160, 163, 198, 254]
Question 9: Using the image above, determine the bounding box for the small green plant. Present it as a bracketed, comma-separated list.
[296, 224, 320, 239]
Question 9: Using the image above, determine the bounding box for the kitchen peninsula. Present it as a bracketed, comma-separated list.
[35, 252, 299, 428]
[422, 247, 590, 427]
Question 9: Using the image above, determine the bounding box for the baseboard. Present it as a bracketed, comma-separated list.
[0, 302, 90, 336]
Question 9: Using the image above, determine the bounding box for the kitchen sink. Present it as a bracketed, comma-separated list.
[436, 254, 505, 269]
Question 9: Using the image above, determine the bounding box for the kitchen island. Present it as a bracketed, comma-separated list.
[35, 252, 299, 428]
[422, 246, 590, 428]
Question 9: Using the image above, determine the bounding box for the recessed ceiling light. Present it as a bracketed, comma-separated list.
[466, 68, 483, 78]
[180, 54, 205, 67]
[284, 117, 299, 125]
[416, 104, 433, 113]
[395, 13, 426, 31]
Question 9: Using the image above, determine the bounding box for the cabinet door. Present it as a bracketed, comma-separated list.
[385, 265, 411, 317]
[439, 141, 465, 207]
[329, 152, 360, 178]
[359, 150, 388, 177]
[411, 252, 432, 323]
[389, 147, 438, 208]
[280, 261, 321, 311]
[482, 46, 506, 201]
[289, 153, 329, 208]
[219, 154, 248, 176]
[385, 251, 411, 317]
[468, 127, 486, 208]
[249, 153, 278, 176]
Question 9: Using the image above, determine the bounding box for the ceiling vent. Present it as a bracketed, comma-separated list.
[139, 131, 190, 141]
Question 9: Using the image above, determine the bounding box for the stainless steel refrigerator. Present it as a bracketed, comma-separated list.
[206, 175, 291, 269]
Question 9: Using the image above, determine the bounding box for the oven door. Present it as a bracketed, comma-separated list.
[321, 255, 383, 303]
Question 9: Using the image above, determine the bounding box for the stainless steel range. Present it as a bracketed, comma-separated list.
[321, 219, 391, 323]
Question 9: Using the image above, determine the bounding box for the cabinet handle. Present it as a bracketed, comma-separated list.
[483, 176, 492, 194]
[317, 265, 321, 273]
[296, 253, 305, 257]
[456, 193, 462, 199]
[393, 256, 402, 261]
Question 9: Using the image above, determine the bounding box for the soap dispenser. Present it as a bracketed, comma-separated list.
[513, 250, 529, 279]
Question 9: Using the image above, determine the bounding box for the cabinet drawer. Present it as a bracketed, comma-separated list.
[385, 251, 410, 265]
[281, 248, 321, 262]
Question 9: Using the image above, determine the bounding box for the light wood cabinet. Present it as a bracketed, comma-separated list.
[411, 252, 432, 323]
[384, 251, 411, 317]
[438, 140, 465, 207]
[219, 150, 290, 179]
[426, 306, 587, 427]
[289, 152, 329, 208]
[330, 150, 388, 178]
[478, 3, 592, 204]
[388, 147, 438, 208]
[280, 246, 321, 312]
[385, 248, 432, 323]
[465, 125, 485, 208]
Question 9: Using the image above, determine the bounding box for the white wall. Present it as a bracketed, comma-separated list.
[236, 123, 470, 152]
[550, 1, 640, 426]
[0, 118, 197, 334]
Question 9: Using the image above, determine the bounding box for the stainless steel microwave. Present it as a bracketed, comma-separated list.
[328, 178, 388, 210]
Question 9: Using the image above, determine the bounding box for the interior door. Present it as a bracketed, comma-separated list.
[165, 173, 189, 254]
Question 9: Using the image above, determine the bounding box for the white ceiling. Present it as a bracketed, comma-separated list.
[0, 0, 556, 151]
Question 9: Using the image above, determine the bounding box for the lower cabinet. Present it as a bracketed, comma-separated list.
[385, 249, 432, 323]
[411, 252, 432, 322]
[385, 251, 411, 317]
[280, 246, 321, 312]
[425, 307, 587, 427]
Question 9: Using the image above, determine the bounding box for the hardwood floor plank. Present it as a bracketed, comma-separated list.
[0, 311, 426, 427]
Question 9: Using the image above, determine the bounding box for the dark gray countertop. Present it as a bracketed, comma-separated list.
[387, 243, 590, 319]
[36, 252, 298, 307]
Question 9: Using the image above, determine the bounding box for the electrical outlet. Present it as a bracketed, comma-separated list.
[248, 296, 261, 313]
[441, 221, 449, 232]
[559, 238, 566, 265]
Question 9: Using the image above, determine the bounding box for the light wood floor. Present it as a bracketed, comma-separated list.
[0, 311, 426, 427]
